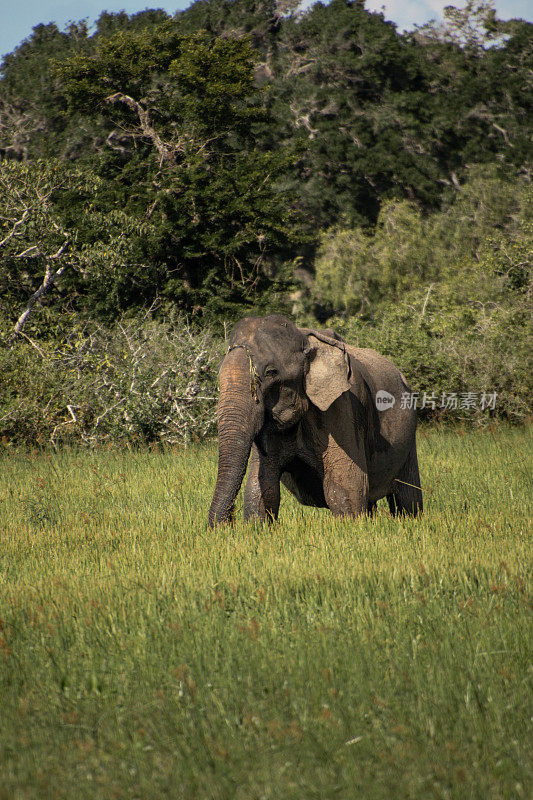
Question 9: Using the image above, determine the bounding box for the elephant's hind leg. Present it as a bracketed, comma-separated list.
[387, 442, 423, 516]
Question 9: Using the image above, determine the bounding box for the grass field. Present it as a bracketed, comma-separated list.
[0, 426, 531, 800]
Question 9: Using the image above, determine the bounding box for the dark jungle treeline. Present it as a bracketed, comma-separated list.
[0, 1, 531, 443]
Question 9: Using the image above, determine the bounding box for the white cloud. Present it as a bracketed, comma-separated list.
[340, 1, 531, 30]
[364, 0, 442, 30]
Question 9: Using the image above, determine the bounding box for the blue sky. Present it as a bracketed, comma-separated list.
[1, 1, 531, 60]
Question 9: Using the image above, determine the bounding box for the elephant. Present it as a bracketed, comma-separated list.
[208, 314, 422, 526]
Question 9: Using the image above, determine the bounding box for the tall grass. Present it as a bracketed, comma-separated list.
[0, 426, 531, 799]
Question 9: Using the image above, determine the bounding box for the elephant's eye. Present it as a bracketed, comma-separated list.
[264, 366, 278, 379]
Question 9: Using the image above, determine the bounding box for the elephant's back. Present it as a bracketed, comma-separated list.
[347, 346, 411, 392]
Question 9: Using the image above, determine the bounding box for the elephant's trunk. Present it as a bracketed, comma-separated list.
[208, 347, 260, 527]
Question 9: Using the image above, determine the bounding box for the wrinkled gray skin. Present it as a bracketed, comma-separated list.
[208, 314, 422, 526]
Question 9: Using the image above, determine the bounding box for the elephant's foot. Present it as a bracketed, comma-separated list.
[323, 476, 368, 517]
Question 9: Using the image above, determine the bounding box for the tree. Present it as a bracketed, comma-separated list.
[0, 22, 95, 160]
[312, 165, 531, 315]
[0, 159, 156, 336]
[412, 2, 533, 178]
[55, 22, 301, 318]
[264, 0, 444, 231]
[1, 2, 530, 323]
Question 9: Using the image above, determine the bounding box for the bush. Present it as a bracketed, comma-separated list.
[309, 168, 531, 423]
[0, 316, 223, 446]
[332, 278, 531, 423]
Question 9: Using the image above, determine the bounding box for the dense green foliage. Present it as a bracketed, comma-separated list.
[0, 1, 531, 441]
[1, 429, 531, 798]
[309, 166, 532, 421]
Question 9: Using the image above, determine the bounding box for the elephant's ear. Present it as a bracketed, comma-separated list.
[304, 334, 351, 411]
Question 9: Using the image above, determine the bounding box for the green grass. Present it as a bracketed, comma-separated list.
[0, 426, 531, 800]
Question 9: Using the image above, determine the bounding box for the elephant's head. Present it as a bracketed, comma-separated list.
[208, 315, 351, 526]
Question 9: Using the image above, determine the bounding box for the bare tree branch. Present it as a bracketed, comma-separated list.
[0, 208, 31, 248]
[105, 92, 185, 165]
[10, 253, 69, 341]
[15, 245, 40, 258]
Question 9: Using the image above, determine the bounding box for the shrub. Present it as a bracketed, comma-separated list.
[310, 168, 531, 423]
[332, 276, 531, 423]
[0, 316, 223, 446]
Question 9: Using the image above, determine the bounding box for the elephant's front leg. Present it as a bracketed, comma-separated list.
[243, 443, 281, 522]
[322, 432, 369, 517]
